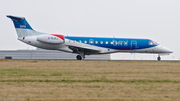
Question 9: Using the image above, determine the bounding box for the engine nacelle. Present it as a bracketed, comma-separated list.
[37, 34, 64, 44]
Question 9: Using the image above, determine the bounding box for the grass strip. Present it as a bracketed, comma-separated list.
[0, 79, 179, 83]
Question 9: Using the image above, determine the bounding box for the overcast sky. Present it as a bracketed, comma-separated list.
[0, 0, 179, 60]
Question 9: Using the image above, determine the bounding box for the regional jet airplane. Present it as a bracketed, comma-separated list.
[7, 15, 173, 61]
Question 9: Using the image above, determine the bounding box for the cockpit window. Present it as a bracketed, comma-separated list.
[149, 41, 153, 45]
[149, 41, 159, 45]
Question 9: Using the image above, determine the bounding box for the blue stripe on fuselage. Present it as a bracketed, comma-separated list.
[65, 36, 157, 50]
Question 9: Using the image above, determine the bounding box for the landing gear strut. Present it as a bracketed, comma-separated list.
[157, 55, 161, 61]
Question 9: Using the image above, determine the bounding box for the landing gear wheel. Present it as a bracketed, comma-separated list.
[157, 56, 161, 61]
[76, 55, 82, 60]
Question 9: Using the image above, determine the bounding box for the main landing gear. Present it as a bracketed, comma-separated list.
[76, 51, 85, 60]
[157, 55, 161, 61]
[76, 55, 82, 60]
[76, 55, 85, 60]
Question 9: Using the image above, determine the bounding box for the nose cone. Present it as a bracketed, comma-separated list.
[163, 47, 173, 53]
[152, 45, 173, 54]
[158, 45, 173, 53]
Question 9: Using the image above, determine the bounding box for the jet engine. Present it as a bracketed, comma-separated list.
[37, 34, 64, 44]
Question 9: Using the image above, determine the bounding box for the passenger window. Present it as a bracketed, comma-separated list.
[79, 40, 81, 43]
[84, 40, 87, 43]
[95, 41, 98, 44]
[90, 41, 93, 43]
[119, 42, 122, 45]
[106, 41, 108, 44]
[124, 42, 127, 45]
[100, 41, 103, 44]
[115, 41, 117, 45]
[111, 42, 113, 44]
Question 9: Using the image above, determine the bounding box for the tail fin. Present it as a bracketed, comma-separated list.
[7, 15, 36, 37]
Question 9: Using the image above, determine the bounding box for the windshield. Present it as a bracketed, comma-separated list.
[149, 41, 159, 45]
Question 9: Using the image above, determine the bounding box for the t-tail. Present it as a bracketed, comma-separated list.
[7, 15, 40, 38]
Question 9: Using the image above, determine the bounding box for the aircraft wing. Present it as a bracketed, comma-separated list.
[65, 42, 102, 55]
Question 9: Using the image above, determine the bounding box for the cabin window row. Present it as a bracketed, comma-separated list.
[69, 40, 127, 45]
[70, 40, 112, 44]
[79, 40, 113, 45]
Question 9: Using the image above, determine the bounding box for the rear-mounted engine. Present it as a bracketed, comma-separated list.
[37, 34, 64, 44]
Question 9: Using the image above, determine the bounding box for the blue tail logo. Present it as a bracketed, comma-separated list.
[7, 15, 33, 30]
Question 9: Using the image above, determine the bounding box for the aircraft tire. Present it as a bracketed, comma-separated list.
[76, 55, 82, 60]
[157, 56, 161, 61]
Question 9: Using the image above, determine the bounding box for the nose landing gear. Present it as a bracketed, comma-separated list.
[157, 55, 161, 61]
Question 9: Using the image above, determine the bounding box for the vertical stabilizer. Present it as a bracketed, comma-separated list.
[7, 15, 36, 37]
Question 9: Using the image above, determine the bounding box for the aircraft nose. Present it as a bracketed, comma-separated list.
[167, 48, 173, 53]
[161, 46, 173, 53]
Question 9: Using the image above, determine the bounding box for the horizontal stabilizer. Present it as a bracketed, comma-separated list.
[7, 15, 24, 21]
